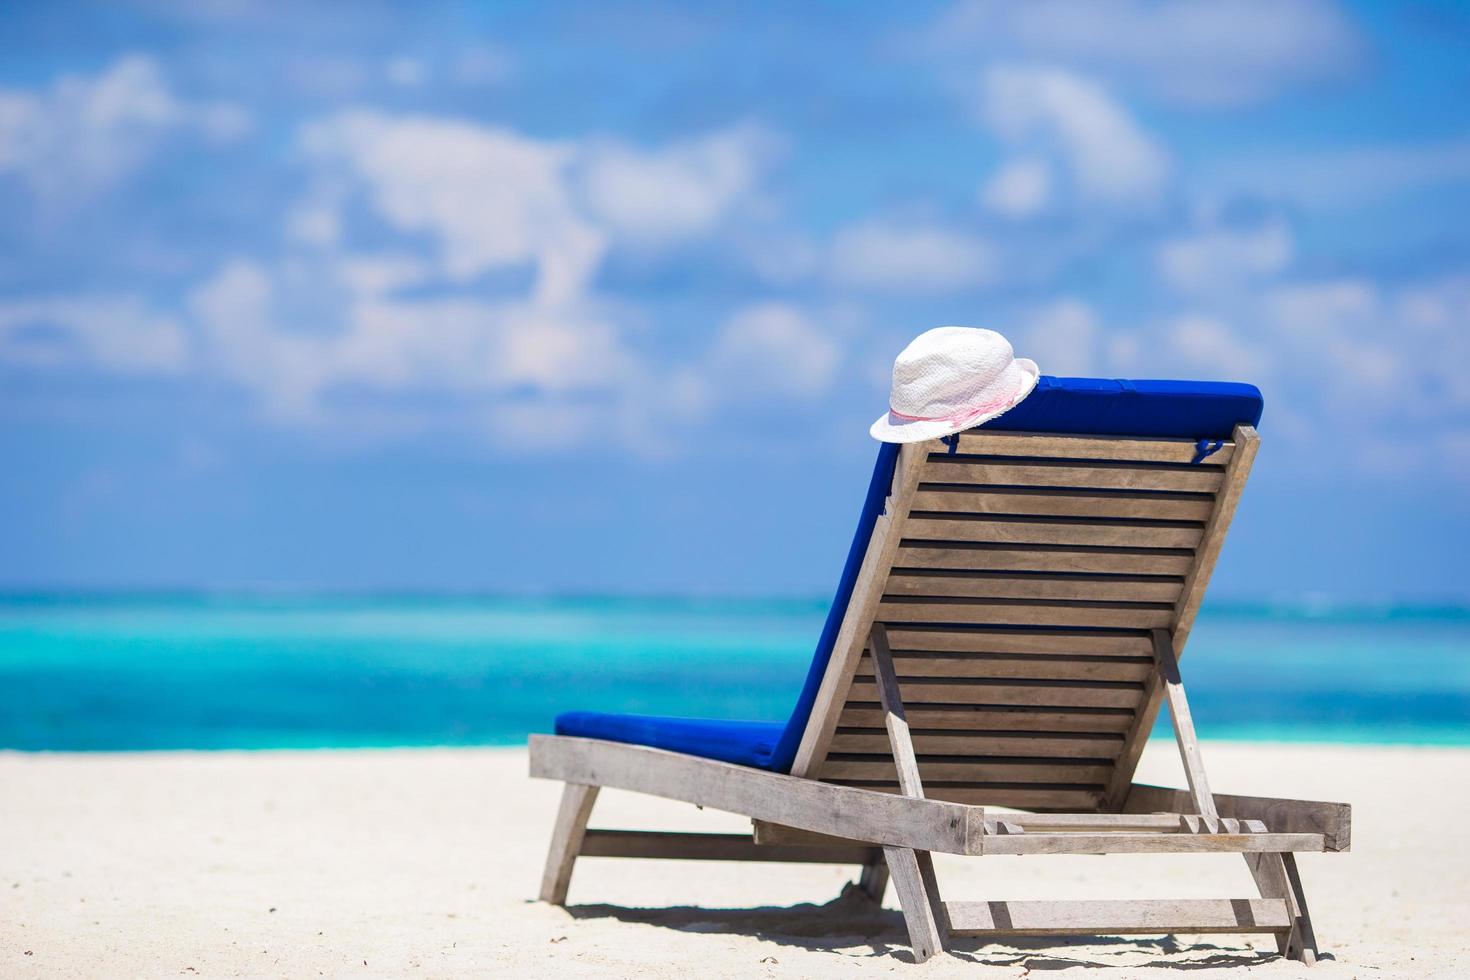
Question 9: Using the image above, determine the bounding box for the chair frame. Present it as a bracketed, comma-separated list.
[528, 425, 1350, 964]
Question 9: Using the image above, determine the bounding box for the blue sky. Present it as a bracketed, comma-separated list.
[2, 0, 1468, 598]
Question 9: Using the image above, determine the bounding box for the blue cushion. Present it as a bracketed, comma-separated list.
[554, 713, 786, 769]
[984, 377, 1262, 439]
[554, 377, 1264, 772]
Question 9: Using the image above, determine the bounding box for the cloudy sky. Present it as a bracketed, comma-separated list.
[2, 1, 1468, 598]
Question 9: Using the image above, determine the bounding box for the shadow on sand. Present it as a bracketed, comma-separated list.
[565, 887, 1314, 969]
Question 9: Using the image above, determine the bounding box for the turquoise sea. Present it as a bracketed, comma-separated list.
[1, 593, 1467, 751]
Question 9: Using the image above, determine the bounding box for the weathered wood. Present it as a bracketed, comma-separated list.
[944, 898, 1290, 937]
[829, 729, 1125, 757]
[902, 516, 1204, 550]
[578, 829, 877, 864]
[833, 782, 1105, 811]
[539, 782, 599, 904]
[1244, 851, 1296, 957]
[840, 704, 1137, 734]
[859, 651, 1154, 683]
[1279, 853, 1321, 964]
[976, 831, 1324, 856]
[791, 442, 931, 778]
[754, 811, 1195, 846]
[846, 677, 1145, 709]
[1170, 425, 1260, 656]
[858, 857, 889, 904]
[868, 624, 925, 799]
[870, 624, 947, 961]
[1122, 785, 1351, 852]
[884, 845, 944, 961]
[1103, 425, 1260, 810]
[877, 599, 1175, 629]
[911, 487, 1215, 521]
[821, 757, 1114, 783]
[882, 571, 1183, 603]
[882, 625, 1155, 657]
[530, 735, 980, 855]
[895, 544, 1195, 576]
[949, 431, 1236, 466]
[1152, 629, 1217, 818]
[921, 459, 1224, 493]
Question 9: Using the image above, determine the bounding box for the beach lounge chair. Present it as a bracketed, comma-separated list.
[529, 377, 1349, 964]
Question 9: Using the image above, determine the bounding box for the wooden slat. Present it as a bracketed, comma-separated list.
[977, 831, 1325, 856]
[1153, 629, 1217, 818]
[912, 487, 1215, 521]
[921, 459, 1224, 493]
[791, 442, 931, 778]
[904, 516, 1204, 549]
[944, 898, 1289, 936]
[867, 624, 947, 964]
[869, 625, 925, 799]
[847, 677, 1145, 709]
[1104, 424, 1261, 809]
[859, 651, 1154, 682]
[578, 829, 877, 864]
[829, 729, 1126, 757]
[884, 570, 1183, 603]
[950, 431, 1236, 466]
[821, 757, 1114, 783]
[835, 781, 1104, 811]
[878, 599, 1175, 629]
[529, 735, 979, 855]
[753, 812, 1189, 846]
[840, 704, 1137, 734]
[884, 626, 1154, 657]
[896, 544, 1195, 576]
[1123, 784, 1351, 852]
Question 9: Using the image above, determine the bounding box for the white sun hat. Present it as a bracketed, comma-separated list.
[870, 326, 1039, 443]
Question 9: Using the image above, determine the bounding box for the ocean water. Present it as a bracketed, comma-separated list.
[0, 593, 1467, 751]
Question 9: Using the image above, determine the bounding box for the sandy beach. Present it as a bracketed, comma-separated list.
[4, 741, 1467, 978]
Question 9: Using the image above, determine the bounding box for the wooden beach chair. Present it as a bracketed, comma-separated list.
[529, 378, 1349, 965]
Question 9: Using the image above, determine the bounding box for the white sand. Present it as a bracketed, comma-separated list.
[3, 741, 1467, 978]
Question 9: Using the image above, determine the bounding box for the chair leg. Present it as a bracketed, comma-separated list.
[1280, 854, 1321, 965]
[539, 782, 600, 905]
[884, 846, 944, 962]
[1244, 851, 1319, 965]
[857, 855, 889, 904]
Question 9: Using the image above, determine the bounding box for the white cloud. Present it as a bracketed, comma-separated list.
[297, 114, 778, 304]
[1015, 299, 1100, 376]
[712, 303, 839, 399]
[980, 66, 1170, 208]
[578, 125, 777, 248]
[299, 111, 604, 305]
[0, 54, 248, 203]
[1262, 277, 1470, 421]
[927, 0, 1362, 107]
[980, 157, 1051, 218]
[0, 296, 189, 373]
[1157, 219, 1294, 293]
[187, 256, 643, 426]
[384, 57, 426, 89]
[828, 219, 997, 293]
[1163, 314, 1270, 379]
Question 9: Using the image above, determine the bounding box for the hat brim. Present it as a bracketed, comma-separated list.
[869, 359, 1039, 444]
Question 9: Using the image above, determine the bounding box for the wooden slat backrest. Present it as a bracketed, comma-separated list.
[793, 424, 1260, 812]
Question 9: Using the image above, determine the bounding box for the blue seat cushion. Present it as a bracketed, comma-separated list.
[984, 377, 1262, 438]
[552, 377, 1263, 773]
[554, 712, 785, 769]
